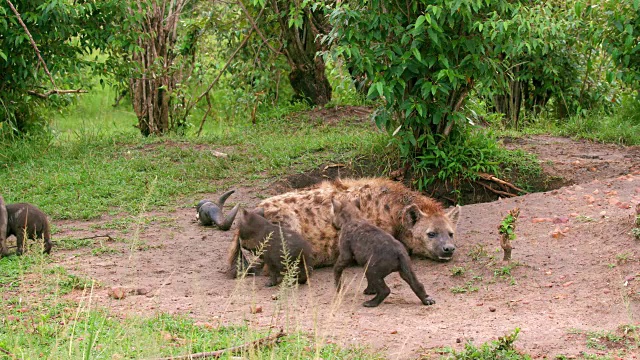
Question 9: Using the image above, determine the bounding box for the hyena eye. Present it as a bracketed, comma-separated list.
[449, 232, 454, 237]
[427, 232, 437, 238]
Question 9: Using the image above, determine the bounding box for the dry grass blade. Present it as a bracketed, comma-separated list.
[149, 329, 285, 360]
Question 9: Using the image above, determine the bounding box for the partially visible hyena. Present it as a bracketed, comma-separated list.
[331, 198, 435, 307]
[226, 177, 460, 277]
[3, 203, 52, 256]
[0, 196, 8, 256]
[237, 208, 313, 287]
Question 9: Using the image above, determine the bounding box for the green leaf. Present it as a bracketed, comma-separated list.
[0, 50, 6, 62]
[376, 82, 384, 98]
[412, 47, 422, 61]
[574, 1, 584, 17]
[415, 15, 426, 29]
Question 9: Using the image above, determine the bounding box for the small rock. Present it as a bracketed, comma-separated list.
[562, 281, 574, 287]
[476, 303, 484, 306]
[625, 275, 636, 282]
[390, 330, 398, 334]
[456, 338, 462, 343]
[489, 306, 496, 312]
[135, 288, 149, 296]
[250, 305, 262, 314]
[544, 283, 554, 288]
[108, 287, 126, 300]
[553, 216, 570, 224]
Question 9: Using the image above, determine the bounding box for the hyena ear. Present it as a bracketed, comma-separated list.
[353, 197, 361, 210]
[402, 204, 422, 228]
[446, 205, 461, 226]
[254, 207, 265, 218]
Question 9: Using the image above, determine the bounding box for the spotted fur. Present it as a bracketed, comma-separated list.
[227, 177, 460, 276]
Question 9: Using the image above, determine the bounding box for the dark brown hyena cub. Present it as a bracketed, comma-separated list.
[237, 208, 313, 287]
[0, 196, 8, 256]
[0, 202, 52, 257]
[331, 198, 435, 307]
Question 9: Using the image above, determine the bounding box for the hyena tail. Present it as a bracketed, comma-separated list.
[225, 229, 248, 278]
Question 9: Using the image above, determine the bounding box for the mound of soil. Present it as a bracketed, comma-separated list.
[42, 135, 640, 359]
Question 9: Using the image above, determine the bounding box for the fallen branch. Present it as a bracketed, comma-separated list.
[151, 329, 285, 360]
[478, 173, 526, 194]
[5, 234, 113, 250]
[0, 345, 15, 359]
[478, 181, 516, 198]
[74, 234, 115, 241]
[27, 89, 88, 99]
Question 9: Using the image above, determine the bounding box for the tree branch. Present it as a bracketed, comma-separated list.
[27, 89, 88, 99]
[5, 0, 56, 89]
[236, 0, 281, 55]
[182, 7, 265, 123]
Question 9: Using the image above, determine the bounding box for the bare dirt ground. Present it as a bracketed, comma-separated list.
[47, 135, 640, 359]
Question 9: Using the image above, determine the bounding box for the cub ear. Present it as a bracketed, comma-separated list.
[254, 207, 265, 218]
[331, 198, 341, 212]
[445, 205, 461, 226]
[402, 204, 422, 228]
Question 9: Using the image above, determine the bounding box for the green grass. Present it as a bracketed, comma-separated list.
[1, 87, 390, 220]
[431, 328, 531, 359]
[0, 251, 384, 359]
[491, 94, 640, 146]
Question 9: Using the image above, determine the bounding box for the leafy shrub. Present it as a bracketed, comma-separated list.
[436, 328, 531, 360]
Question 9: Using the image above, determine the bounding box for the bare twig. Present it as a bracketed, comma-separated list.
[27, 89, 88, 99]
[150, 329, 285, 360]
[196, 93, 213, 137]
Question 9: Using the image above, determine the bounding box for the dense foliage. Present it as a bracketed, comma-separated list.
[0, 0, 125, 136]
[1, 0, 639, 190]
[605, 0, 640, 90]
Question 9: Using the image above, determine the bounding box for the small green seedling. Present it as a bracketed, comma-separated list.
[498, 208, 520, 261]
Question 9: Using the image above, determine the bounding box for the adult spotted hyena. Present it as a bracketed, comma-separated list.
[225, 177, 460, 277]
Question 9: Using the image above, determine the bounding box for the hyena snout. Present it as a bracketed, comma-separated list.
[442, 244, 456, 255]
